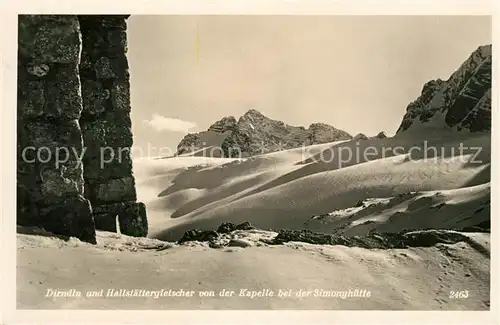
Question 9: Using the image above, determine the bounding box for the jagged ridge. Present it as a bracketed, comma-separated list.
[176, 109, 352, 157]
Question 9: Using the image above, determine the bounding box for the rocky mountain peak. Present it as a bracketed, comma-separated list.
[239, 109, 269, 125]
[353, 133, 369, 140]
[207, 116, 237, 133]
[243, 108, 265, 118]
[397, 44, 491, 134]
[475, 44, 492, 58]
[309, 122, 331, 129]
[176, 110, 353, 157]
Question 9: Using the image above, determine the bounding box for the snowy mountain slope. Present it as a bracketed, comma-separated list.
[138, 130, 491, 242]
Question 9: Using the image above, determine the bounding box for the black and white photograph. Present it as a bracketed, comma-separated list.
[1, 1, 498, 323]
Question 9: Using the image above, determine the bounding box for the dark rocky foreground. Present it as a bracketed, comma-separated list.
[176, 221, 490, 252]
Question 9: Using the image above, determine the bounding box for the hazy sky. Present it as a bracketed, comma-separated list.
[126, 15, 491, 154]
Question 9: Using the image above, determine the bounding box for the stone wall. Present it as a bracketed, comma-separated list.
[17, 15, 147, 243]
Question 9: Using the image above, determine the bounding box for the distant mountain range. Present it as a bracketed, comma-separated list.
[175, 109, 353, 157]
[175, 44, 491, 158]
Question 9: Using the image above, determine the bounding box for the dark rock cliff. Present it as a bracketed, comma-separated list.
[397, 45, 491, 134]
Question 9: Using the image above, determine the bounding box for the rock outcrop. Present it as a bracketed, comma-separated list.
[17, 15, 147, 243]
[353, 133, 369, 141]
[174, 222, 489, 251]
[177, 222, 256, 245]
[207, 116, 238, 133]
[176, 109, 352, 157]
[269, 228, 488, 251]
[374, 131, 388, 139]
[397, 45, 491, 134]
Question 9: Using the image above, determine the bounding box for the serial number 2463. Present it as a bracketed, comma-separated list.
[449, 290, 469, 299]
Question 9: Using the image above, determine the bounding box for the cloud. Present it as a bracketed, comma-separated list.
[143, 114, 197, 133]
